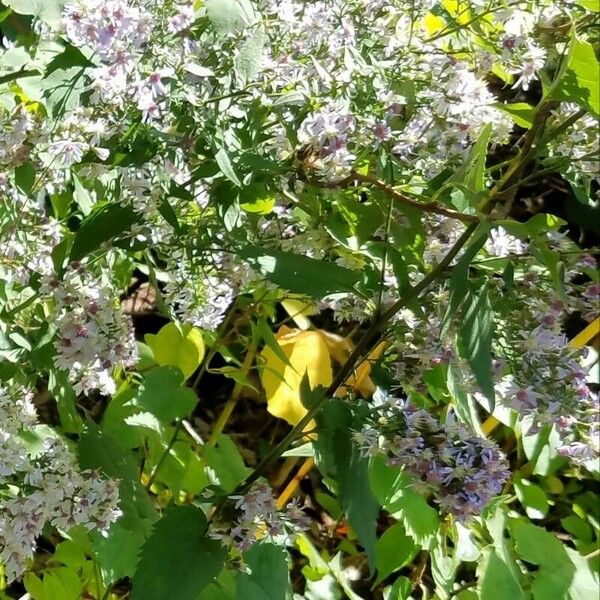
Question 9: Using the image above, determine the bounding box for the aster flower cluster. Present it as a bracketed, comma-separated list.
[0, 384, 121, 582]
[63, 0, 153, 63]
[208, 482, 308, 553]
[354, 395, 510, 521]
[548, 103, 600, 188]
[163, 249, 257, 330]
[0, 104, 36, 167]
[42, 264, 138, 396]
[490, 280, 599, 464]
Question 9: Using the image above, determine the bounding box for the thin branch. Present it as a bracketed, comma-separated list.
[0, 68, 39, 86]
[304, 170, 479, 223]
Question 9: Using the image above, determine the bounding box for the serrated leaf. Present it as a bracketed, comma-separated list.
[236, 544, 293, 600]
[369, 457, 439, 549]
[134, 366, 198, 422]
[510, 519, 576, 600]
[132, 506, 225, 600]
[78, 424, 158, 536]
[93, 522, 145, 584]
[236, 26, 265, 83]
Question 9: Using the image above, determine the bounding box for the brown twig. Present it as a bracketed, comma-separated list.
[303, 169, 480, 223]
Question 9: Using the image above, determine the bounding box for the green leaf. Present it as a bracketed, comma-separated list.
[78, 424, 158, 536]
[565, 547, 600, 600]
[236, 544, 293, 600]
[205, 0, 241, 34]
[477, 547, 525, 600]
[205, 0, 258, 34]
[203, 434, 252, 493]
[72, 174, 94, 215]
[510, 519, 576, 600]
[369, 457, 439, 549]
[514, 477, 549, 520]
[45, 43, 94, 75]
[37, 66, 87, 117]
[494, 103, 535, 128]
[374, 523, 417, 587]
[239, 183, 275, 214]
[548, 33, 600, 116]
[132, 505, 225, 600]
[457, 283, 495, 404]
[215, 147, 242, 187]
[70, 202, 138, 261]
[576, 0, 599, 10]
[42, 567, 83, 600]
[561, 516, 593, 544]
[3, 0, 65, 26]
[92, 522, 145, 584]
[240, 246, 362, 299]
[384, 576, 411, 600]
[391, 489, 440, 549]
[145, 322, 205, 381]
[464, 123, 492, 194]
[315, 400, 379, 572]
[14, 161, 35, 196]
[236, 25, 266, 83]
[441, 230, 488, 336]
[134, 366, 198, 423]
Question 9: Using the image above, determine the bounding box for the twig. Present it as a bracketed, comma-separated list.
[145, 420, 183, 490]
[304, 170, 479, 223]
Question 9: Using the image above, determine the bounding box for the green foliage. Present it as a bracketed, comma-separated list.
[134, 366, 198, 421]
[548, 34, 600, 117]
[1, 2, 599, 599]
[69, 202, 139, 261]
[315, 400, 379, 572]
[240, 246, 363, 298]
[145, 322, 205, 381]
[131, 506, 225, 600]
[236, 544, 293, 600]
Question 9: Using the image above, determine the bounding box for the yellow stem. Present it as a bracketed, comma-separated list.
[275, 458, 315, 509]
[207, 338, 257, 447]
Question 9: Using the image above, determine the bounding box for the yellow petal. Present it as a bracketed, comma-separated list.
[260, 327, 333, 426]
